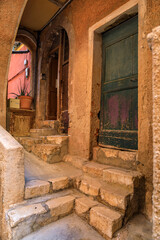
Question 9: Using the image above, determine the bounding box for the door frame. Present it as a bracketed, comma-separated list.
[87, 0, 138, 155]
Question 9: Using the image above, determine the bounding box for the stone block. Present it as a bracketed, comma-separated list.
[118, 151, 136, 161]
[102, 148, 119, 158]
[100, 186, 130, 211]
[90, 206, 123, 239]
[79, 179, 100, 196]
[8, 203, 47, 228]
[49, 177, 69, 191]
[32, 144, 61, 163]
[25, 180, 50, 199]
[75, 197, 98, 216]
[103, 168, 141, 189]
[30, 128, 58, 138]
[92, 146, 99, 160]
[46, 195, 75, 217]
[82, 162, 109, 177]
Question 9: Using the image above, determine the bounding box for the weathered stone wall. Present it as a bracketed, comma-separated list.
[147, 26, 160, 240]
[37, 0, 160, 218]
[0, 126, 25, 239]
[0, 0, 28, 128]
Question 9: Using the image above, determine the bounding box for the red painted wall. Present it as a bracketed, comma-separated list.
[8, 45, 31, 99]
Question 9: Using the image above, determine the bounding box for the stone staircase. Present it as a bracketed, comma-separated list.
[16, 120, 68, 163]
[12, 125, 143, 240]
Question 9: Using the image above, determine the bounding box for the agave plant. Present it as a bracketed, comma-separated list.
[10, 80, 32, 98]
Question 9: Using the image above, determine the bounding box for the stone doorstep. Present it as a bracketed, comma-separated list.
[103, 168, 142, 189]
[93, 146, 137, 162]
[90, 206, 123, 239]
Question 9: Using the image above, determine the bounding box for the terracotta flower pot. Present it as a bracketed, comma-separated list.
[18, 96, 33, 110]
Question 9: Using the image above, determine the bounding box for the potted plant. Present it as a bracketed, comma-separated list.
[10, 81, 33, 110]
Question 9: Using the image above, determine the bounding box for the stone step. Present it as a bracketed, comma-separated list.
[41, 120, 59, 131]
[30, 128, 58, 138]
[82, 161, 111, 177]
[7, 195, 75, 240]
[25, 177, 72, 200]
[93, 146, 138, 170]
[63, 154, 88, 169]
[31, 143, 63, 163]
[103, 168, 142, 190]
[90, 206, 123, 239]
[16, 137, 43, 152]
[40, 135, 68, 145]
[75, 175, 133, 212]
[25, 180, 50, 199]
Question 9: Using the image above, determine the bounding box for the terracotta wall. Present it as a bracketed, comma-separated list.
[8, 45, 31, 99]
[0, 0, 28, 128]
[37, 0, 160, 219]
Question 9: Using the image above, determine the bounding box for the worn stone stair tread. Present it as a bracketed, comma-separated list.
[103, 168, 142, 188]
[100, 182, 132, 211]
[7, 195, 76, 240]
[90, 206, 123, 239]
[75, 196, 99, 216]
[25, 179, 50, 199]
[39, 135, 68, 145]
[64, 154, 88, 169]
[82, 161, 111, 177]
[76, 174, 133, 211]
[30, 128, 58, 137]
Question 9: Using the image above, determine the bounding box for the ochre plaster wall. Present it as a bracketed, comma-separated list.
[0, 0, 28, 128]
[37, 0, 160, 219]
[148, 26, 160, 240]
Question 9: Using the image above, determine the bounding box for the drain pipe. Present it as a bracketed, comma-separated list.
[40, 0, 73, 32]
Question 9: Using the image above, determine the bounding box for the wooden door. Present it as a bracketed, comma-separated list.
[48, 54, 58, 120]
[99, 16, 138, 150]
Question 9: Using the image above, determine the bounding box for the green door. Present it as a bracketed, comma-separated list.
[99, 16, 138, 150]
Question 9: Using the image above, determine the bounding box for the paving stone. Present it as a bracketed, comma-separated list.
[25, 180, 50, 199]
[8, 203, 47, 228]
[49, 177, 69, 191]
[103, 168, 141, 188]
[46, 195, 75, 217]
[75, 197, 98, 216]
[64, 155, 88, 169]
[82, 162, 109, 177]
[100, 185, 131, 211]
[79, 178, 100, 196]
[90, 206, 123, 239]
